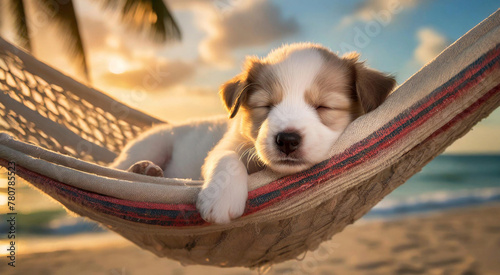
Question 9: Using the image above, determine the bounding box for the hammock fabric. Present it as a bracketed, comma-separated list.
[1, 10, 500, 268]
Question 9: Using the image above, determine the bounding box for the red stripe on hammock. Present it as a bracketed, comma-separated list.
[1, 84, 498, 227]
[0, 164, 206, 225]
[0, 47, 498, 226]
[244, 83, 500, 214]
[247, 46, 500, 200]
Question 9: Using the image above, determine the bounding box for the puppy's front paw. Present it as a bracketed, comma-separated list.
[127, 161, 164, 177]
[197, 172, 248, 224]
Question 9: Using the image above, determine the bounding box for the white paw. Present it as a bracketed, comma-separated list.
[197, 171, 248, 224]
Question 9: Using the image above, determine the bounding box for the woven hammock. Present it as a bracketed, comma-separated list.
[1, 10, 500, 268]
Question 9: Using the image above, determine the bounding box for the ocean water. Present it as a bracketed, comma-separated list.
[0, 154, 499, 236]
[367, 154, 500, 218]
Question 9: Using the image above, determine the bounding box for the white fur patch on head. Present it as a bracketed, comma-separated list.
[232, 43, 394, 174]
[241, 43, 353, 173]
[267, 45, 326, 99]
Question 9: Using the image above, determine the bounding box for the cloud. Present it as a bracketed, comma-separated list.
[398, 27, 449, 81]
[148, 89, 225, 122]
[99, 60, 196, 92]
[197, 0, 299, 67]
[75, 14, 198, 93]
[413, 28, 449, 65]
[338, 0, 422, 28]
[128, 0, 300, 68]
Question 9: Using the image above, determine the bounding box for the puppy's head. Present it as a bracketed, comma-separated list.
[221, 43, 396, 173]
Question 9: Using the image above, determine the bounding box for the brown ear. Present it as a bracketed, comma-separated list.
[220, 56, 263, 118]
[344, 53, 396, 114]
[219, 75, 245, 118]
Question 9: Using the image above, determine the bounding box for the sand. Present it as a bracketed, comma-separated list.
[2, 203, 500, 275]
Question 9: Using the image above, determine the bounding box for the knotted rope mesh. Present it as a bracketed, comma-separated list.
[0, 9, 499, 268]
[0, 38, 162, 164]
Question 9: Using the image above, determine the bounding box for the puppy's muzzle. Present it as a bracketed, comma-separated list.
[275, 132, 301, 155]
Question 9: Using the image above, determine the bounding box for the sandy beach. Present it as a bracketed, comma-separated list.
[2, 203, 500, 275]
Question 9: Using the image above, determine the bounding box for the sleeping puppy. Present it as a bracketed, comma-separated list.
[111, 43, 395, 224]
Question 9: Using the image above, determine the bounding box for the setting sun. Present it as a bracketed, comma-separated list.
[107, 56, 131, 74]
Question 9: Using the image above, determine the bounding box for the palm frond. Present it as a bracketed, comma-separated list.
[36, 0, 90, 82]
[98, 0, 181, 42]
[7, 0, 32, 51]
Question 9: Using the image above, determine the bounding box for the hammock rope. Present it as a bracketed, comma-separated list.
[0, 40, 162, 164]
[0, 10, 499, 268]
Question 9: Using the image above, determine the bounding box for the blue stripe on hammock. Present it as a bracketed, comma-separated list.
[248, 43, 500, 208]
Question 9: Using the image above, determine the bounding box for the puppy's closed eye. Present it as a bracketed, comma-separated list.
[247, 90, 276, 110]
[253, 106, 273, 111]
[315, 106, 335, 110]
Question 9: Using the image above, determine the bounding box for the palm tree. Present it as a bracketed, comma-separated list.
[0, 0, 181, 82]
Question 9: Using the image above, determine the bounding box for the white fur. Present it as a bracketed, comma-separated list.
[198, 46, 350, 223]
[113, 44, 360, 224]
[256, 48, 344, 173]
[111, 116, 227, 179]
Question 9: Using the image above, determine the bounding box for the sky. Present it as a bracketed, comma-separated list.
[1, 0, 499, 153]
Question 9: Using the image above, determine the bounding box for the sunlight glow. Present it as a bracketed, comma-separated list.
[107, 57, 130, 74]
[105, 35, 121, 49]
[0, 194, 7, 206]
[0, 243, 11, 257]
[0, 176, 8, 188]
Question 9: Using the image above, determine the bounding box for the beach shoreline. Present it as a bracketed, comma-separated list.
[2, 203, 500, 275]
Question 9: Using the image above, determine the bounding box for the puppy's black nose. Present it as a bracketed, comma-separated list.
[276, 132, 301, 155]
